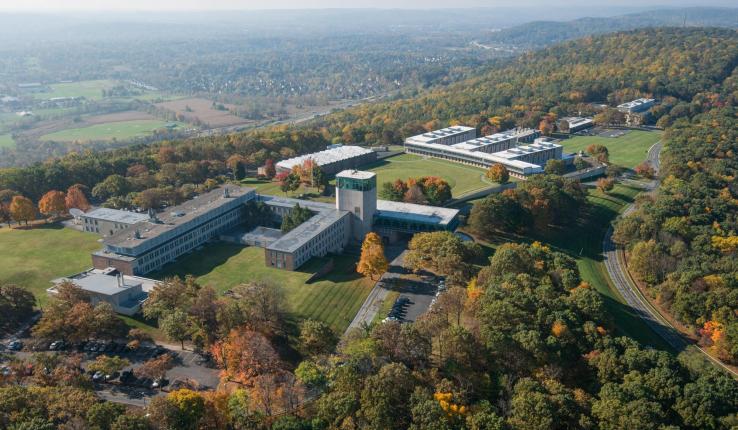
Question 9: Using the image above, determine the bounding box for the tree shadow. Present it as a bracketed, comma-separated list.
[150, 243, 245, 279]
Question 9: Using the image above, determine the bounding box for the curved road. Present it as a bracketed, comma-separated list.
[603, 141, 738, 378]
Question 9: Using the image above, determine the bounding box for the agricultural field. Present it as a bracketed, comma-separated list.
[156, 97, 254, 128]
[0, 225, 101, 307]
[30, 79, 118, 101]
[152, 244, 373, 333]
[0, 133, 15, 149]
[40, 119, 184, 142]
[364, 153, 493, 197]
[560, 129, 662, 168]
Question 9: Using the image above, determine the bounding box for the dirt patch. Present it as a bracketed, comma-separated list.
[155, 97, 250, 128]
[83, 111, 155, 125]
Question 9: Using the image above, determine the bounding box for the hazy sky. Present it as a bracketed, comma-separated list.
[1, 0, 736, 11]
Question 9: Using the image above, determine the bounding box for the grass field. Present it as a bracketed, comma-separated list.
[0, 133, 14, 149]
[0, 225, 100, 306]
[364, 153, 493, 197]
[151, 244, 373, 333]
[560, 130, 662, 169]
[32, 80, 118, 101]
[40, 120, 183, 142]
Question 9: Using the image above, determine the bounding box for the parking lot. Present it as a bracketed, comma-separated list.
[1, 336, 219, 405]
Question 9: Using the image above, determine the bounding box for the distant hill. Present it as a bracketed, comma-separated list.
[483, 7, 738, 48]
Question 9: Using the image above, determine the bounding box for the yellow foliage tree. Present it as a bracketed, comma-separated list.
[551, 321, 568, 338]
[357, 232, 388, 280]
[485, 164, 509, 184]
[711, 235, 738, 254]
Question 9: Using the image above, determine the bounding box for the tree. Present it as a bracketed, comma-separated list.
[220, 282, 286, 336]
[38, 190, 66, 220]
[0, 284, 35, 330]
[9, 195, 35, 225]
[210, 328, 282, 386]
[0, 202, 10, 227]
[544, 159, 566, 175]
[596, 177, 616, 193]
[92, 175, 131, 201]
[160, 309, 192, 349]
[111, 412, 154, 430]
[143, 276, 201, 320]
[468, 191, 530, 237]
[404, 231, 474, 286]
[357, 232, 389, 280]
[629, 240, 673, 284]
[281, 204, 313, 233]
[485, 164, 509, 184]
[86, 401, 127, 430]
[65, 185, 90, 211]
[586, 144, 610, 164]
[88, 355, 130, 376]
[299, 319, 338, 356]
[360, 363, 415, 430]
[379, 180, 406, 201]
[404, 184, 427, 205]
[135, 353, 174, 381]
[227, 155, 247, 180]
[634, 162, 655, 178]
[264, 159, 276, 179]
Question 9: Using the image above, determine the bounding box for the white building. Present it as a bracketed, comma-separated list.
[275, 145, 377, 175]
[617, 98, 655, 113]
[404, 127, 568, 178]
[49, 267, 156, 316]
[558, 117, 594, 133]
[81, 208, 150, 237]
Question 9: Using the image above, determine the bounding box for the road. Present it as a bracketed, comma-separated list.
[602, 140, 738, 378]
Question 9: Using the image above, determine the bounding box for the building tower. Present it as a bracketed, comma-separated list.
[335, 170, 377, 241]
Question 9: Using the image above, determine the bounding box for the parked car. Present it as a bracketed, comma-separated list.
[120, 370, 136, 385]
[49, 340, 65, 351]
[7, 340, 22, 351]
[92, 371, 105, 382]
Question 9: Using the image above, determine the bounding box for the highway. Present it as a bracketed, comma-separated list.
[602, 140, 738, 378]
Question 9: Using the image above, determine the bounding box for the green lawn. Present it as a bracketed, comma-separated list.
[364, 153, 493, 197]
[0, 133, 14, 149]
[0, 225, 101, 306]
[560, 130, 662, 169]
[32, 80, 118, 100]
[40, 120, 184, 142]
[151, 244, 373, 333]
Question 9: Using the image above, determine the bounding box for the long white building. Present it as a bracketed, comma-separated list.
[404, 127, 569, 178]
[275, 145, 377, 175]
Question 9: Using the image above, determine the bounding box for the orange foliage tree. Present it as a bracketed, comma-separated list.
[9, 195, 35, 225]
[38, 190, 67, 220]
[65, 185, 90, 211]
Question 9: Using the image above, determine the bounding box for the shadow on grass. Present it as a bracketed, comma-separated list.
[150, 243, 245, 279]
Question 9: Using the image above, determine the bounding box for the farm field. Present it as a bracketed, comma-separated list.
[0, 225, 101, 307]
[39, 119, 184, 142]
[30, 79, 118, 100]
[560, 129, 662, 168]
[0, 133, 15, 149]
[364, 153, 493, 197]
[156, 97, 254, 128]
[151, 244, 373, 333]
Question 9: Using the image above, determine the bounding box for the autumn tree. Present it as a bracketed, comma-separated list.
[485, 164, 510, 184]
[0, 284, 35, 330]
[38, 190, 66, 220]
[88, 355, 130, 376]
[264, 159, 276, 179]
[211, 328, 283, 386]
[9, 195, 35, 225]
[299, 319, 338, 356]
[405, 231, 474, 286]
[586, 144, 610, 164]
[544, 159, 567, 175]
[634, 161, 655, 178]
[65, 185, 91, 211]
[135, 354, 174, 382]
[596, 177, 616, 193]
[357, 232, 389, 280]
[227, 154, 247, 180]
[0, 202, 10, 227]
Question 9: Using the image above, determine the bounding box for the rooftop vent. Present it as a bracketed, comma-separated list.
[134, 229, 141, 239]
[223, 188, 231, 198]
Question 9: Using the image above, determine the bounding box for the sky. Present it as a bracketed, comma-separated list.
[0, 0, 735, 12]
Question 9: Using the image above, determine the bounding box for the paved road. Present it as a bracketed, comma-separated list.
[602, 140, 738, 378]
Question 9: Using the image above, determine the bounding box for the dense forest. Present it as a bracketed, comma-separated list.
[479, 7, 738, 48]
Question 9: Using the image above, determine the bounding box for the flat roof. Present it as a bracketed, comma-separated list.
[83, 208, 150, 225]
[258, 195, 335, 213]
[276, 145, 374, 170]
[617, 98, 655, 109]
[406, 126, 476, 144]
[336, 170, 376, 180]
[104, 185, 255, 250]
[376, 200, 458, 226]
[560, 116, 593, 126]
[490, 140, 562, 160]
[267, 209, 349, 254]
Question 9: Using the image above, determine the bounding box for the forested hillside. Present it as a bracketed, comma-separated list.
[2, 27, 738, 430]
[480, 7, 738, 48]
[2, 28, 737, 206]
